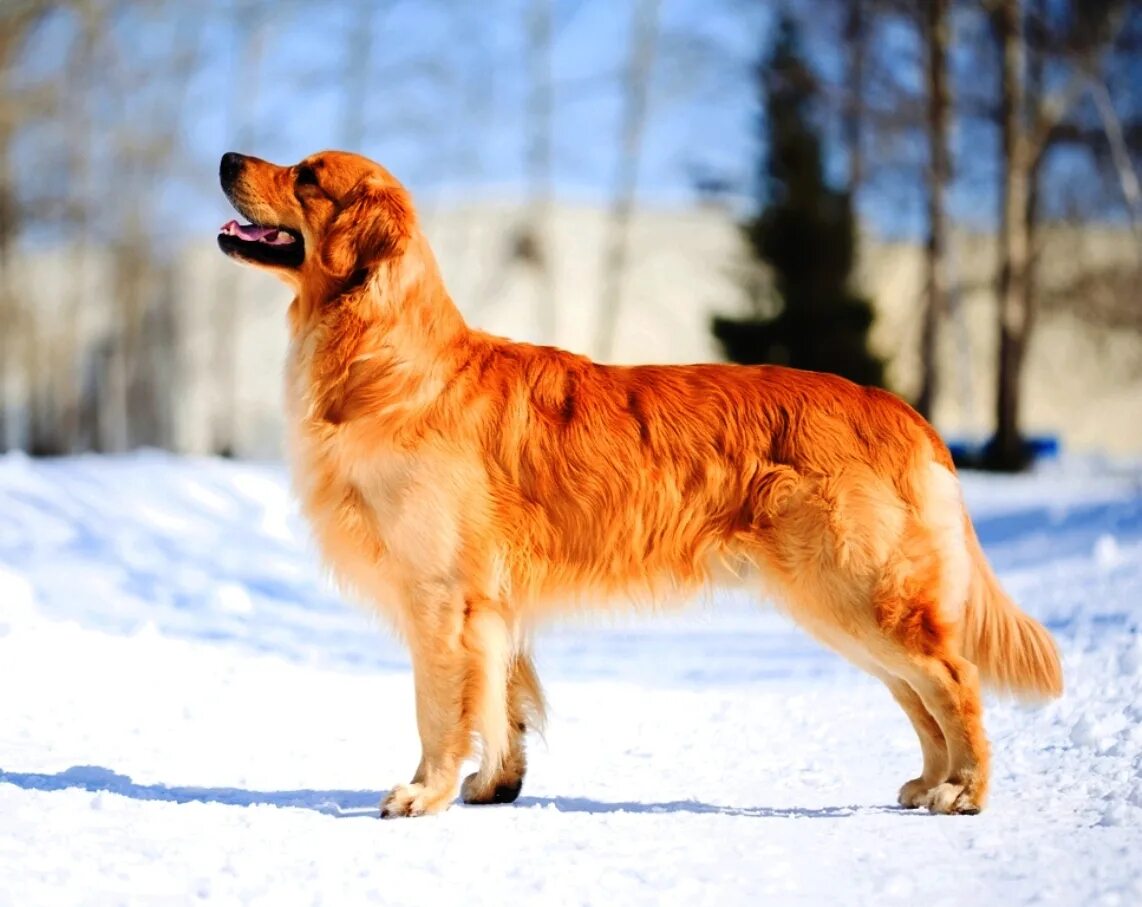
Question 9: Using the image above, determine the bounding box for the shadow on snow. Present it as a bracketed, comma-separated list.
[0, 764, 910, 820]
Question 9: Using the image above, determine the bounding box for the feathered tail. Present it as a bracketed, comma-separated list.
[960, 515, 1063, 702]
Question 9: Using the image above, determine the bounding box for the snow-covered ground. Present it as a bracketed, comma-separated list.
[1, 451, 1141, 906]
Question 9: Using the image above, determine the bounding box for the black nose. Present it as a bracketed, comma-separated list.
[220, 152, 245, 186]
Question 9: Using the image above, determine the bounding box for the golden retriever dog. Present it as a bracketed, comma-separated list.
[218, 149, 1062, 819]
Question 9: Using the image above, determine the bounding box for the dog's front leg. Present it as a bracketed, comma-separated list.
[381, 588, 508, 818]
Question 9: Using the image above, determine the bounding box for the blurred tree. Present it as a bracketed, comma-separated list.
[916, 0, 951, 421]
[595, 0, 660, 361]
[1031, 1, 1142, 231]
[473, 0, 558, 344]
[209, 0, 268, 457]
[712, 15, 885, 388]
[0, 0, 61, 452]
[987, 0, 1129, 471]
[520, 0, 556, 344]
[844, 0, 867, 196]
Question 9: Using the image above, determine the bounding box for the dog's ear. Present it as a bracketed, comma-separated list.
[320, 180, 410, 280]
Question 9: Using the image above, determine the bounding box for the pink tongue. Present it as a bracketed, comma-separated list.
[219, 220, 294, 244]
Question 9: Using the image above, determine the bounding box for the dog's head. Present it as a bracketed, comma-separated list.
[217, 150, 413, 288]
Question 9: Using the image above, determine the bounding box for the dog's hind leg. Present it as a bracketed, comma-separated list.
[870, 542, 988, 811]
[876, 636, 989, 814]
[753, 463, 987, 813]
[792, 589, 986, 814]
[869, 471, 989, 813]
[462, 650, 546, 805]
[876, 672, 949, 807]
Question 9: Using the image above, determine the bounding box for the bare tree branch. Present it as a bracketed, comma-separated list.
[1086, 76, 1142, 242]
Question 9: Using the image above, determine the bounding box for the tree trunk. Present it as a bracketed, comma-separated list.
[1087, 78, 1142, 245]
[0, 4, 47, 451]
[844, 0, 865, 195]
[525, 0, 556, 344]
[212, 3, 265, 456]
[993, 0, 1030, 470]
[916, 0, 950, 422]
[1016, 0, 1046, 469]
[595, 0, 659, 361]
[0, 126, 15, 452]
[59, 3, 102, 453]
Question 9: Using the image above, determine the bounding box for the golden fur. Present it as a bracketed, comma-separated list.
[218, 149, 1063, 818]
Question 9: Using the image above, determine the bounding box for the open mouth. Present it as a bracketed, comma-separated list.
[217, 219, 305, 268]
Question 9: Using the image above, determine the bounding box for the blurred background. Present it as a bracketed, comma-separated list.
[0, 0, 1138, 467]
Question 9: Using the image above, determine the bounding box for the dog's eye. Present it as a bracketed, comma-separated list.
[296, 166, 318, 187]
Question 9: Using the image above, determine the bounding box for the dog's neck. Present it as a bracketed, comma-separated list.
[287, 229, 472, 428]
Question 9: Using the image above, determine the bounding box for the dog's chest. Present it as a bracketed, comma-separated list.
[286, 427, 410, 611]
[283, 338, 474, 608]
[288, 419, 467, 605]
[282, 352, 396, 599]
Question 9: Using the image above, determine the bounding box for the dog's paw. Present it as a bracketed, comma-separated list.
[897, 777, 938, 809]
[923, 781, 982, 815]
[461, 771, 523, 806]
[380, 783, 452, 819]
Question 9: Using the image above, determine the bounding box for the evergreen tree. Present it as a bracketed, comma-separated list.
[712, 15, 884, 388]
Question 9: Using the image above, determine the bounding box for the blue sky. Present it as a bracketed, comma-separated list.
[13, 0, 1125, 244]
[177, 1, 770, 210]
